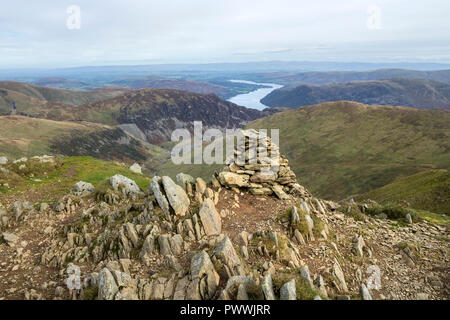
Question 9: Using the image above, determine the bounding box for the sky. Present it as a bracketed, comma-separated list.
[1, 0, 449, 68]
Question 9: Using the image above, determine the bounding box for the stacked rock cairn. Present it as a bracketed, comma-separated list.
[213, 129, 300, 199]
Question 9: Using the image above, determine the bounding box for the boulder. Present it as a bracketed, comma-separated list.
[129, 163, 142, 174]
[218, 172, 250, 188]
[149, 176, 171, 218]
[261, 274, 275, 300]
[333, 258, 348, 292]
[2, 232, 19, 246]
[360, 284, 372, 300]
[162, 176, 190, 216]
[280, 279, 296, 300]
[198, 198, 222, 236]
[176, 173, 195, 192]
[110, 174, 141, 195]
[98, 268, 119, 300]
[214, 237, 242, 275]
[73, 181, 95, 196]
[189, 251, 220, 300]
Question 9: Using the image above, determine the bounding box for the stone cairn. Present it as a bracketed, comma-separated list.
[213, 129, 300, 199]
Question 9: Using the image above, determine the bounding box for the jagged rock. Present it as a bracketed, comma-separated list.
[214, 237, 243, 276]
[195, 178, 207, 194]
[110, 174, 142, 195]
[332, 258, 348, 292]
[360, 284, 372, 300]
[218, 172, 250, 188]
[280, 279, 296, 300]
[198, 198, 222, 236]
[406, 213, 413, 224]
[352, 236, 365, 257]
[304, 214, 314, 235]
[162, 176, 190, 216]
[299, 265, 313, 287]
[314, 275, 328, 298]
[98, 268, 119, 300]
[0, 156, 7, 165]
[237, 284, 249, 300]
[129, 163, 142, 174]
[73, 181, 95, 196]
[272, 184, 289, 200]
[149, 176, 171, 219]
[176, 173, 194, 193]
[189, 251, 220, 300]
[261, 274, 275, 300]
[299, 201, 311, 214]
[2, 232, 19, 246]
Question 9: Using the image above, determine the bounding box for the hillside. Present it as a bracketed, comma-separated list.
[110, 76, 233, 98]
[68, 89, 275, 144]
[0, 137, 448, 301]
[0, 115, 167, 164]
[0, 81, 128, 106]
[246, 101, 450, 200]
[357, 169, 450, 214]
[261, 78, 450, 110]
[252, 68, 450, 85]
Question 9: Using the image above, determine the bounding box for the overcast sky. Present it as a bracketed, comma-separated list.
[1, 0, 449, 68]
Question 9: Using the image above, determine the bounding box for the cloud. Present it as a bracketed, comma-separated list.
[0, 0, 449, 67]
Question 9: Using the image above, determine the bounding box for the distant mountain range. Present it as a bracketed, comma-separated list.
[261, 78, 450, 110]
[250, 68, 450, 85]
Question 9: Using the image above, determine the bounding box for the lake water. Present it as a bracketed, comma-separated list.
[227, 80, 283, 110]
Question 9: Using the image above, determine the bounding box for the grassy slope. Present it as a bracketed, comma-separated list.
[0, 156, 151, 203]
[0, 116, 168, 165]
[356, 169, 449, 214]
[0, 81, 127, 106]
[246, 101, 450, 200]
[0, 116, 99, 158]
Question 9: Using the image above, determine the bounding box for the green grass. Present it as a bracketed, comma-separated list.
[357, 169, 449, 214]
[246, 101, 450, 200]
[0, 156, 151, 203]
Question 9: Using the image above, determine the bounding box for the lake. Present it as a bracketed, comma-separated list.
[227, 80, 283, 110]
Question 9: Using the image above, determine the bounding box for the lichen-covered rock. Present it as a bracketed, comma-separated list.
[198, 198, 222, 236]
[280, 279, 296, 300]
[110, 174, 142, 195]
[214, 237, 243, 276]
[149, 176, 171, 218]
[261, 274, 275, 300]
[73, 181, 95, 196]
[98, 268, 119, 300]
[162, 176, 190, 216]
[188, 251, 220, 300]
